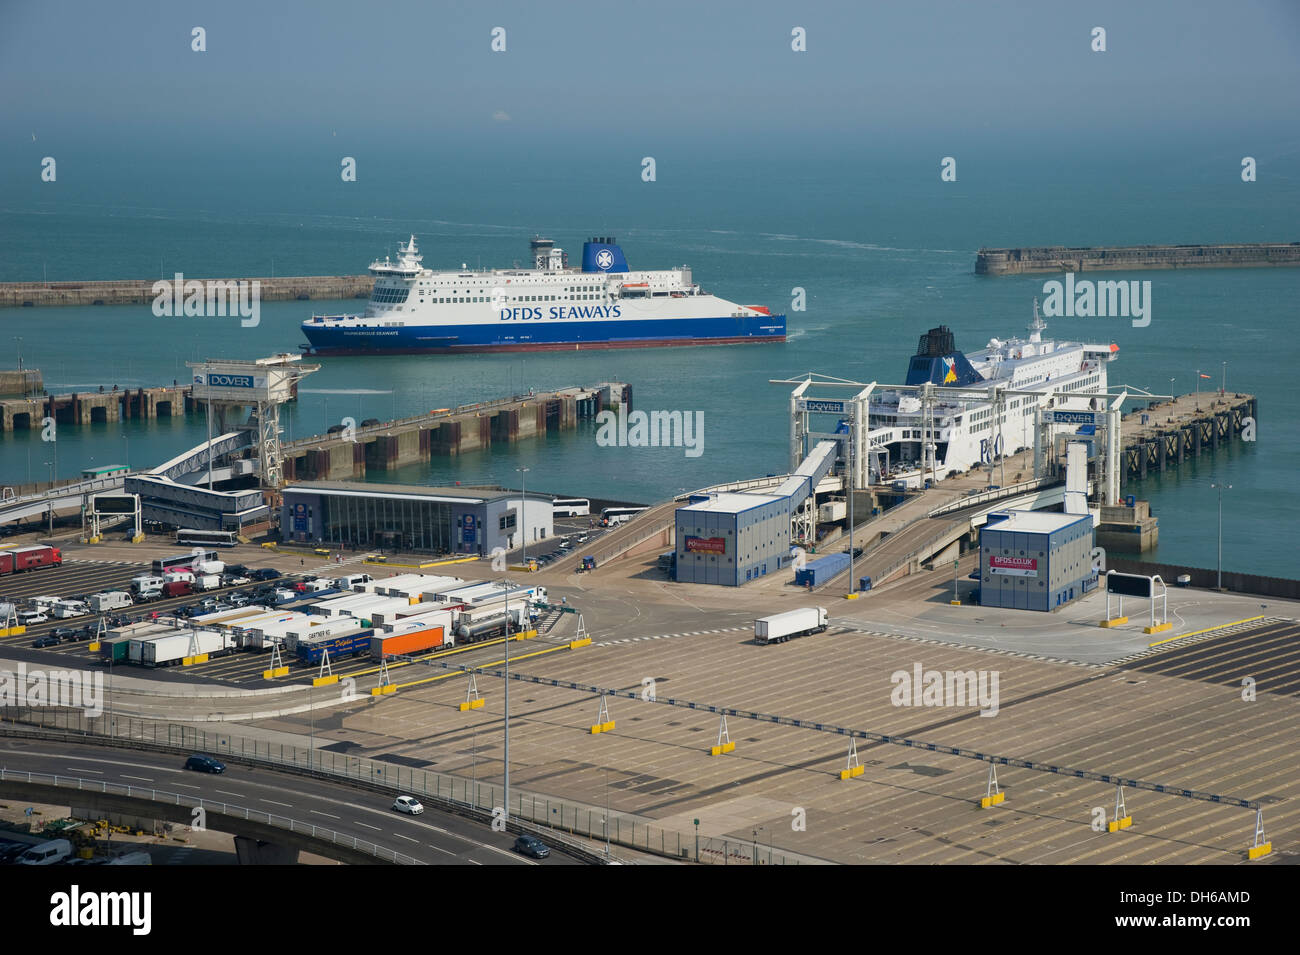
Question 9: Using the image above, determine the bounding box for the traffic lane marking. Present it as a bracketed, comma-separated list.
[261, 798, 292, 807]
[16, 750, 184, 775]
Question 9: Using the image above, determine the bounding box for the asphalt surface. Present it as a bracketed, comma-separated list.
[0, 736, 579, 865]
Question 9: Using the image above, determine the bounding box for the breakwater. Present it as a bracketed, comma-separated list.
[975, 242, 1300, 275]
[0, 275, 374, 308]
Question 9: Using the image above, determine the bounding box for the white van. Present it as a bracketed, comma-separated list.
[163, 569, 196, 585]
[17, 838, 73, 865]
[17, 610, 49, 626]
[334, 573, 372, 591]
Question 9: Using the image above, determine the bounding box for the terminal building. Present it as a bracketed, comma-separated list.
[280, 482, 552, 556]
[977, 509, 1096, 611]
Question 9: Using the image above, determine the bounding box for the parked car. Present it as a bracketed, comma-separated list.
[393, 795, 424, 815]
[184, 754, 225, 774]
[513, 835, 550, 859]
[0, 840, 31, 864]
[31, 634, 60, 648]
[17, 610, 48, 626]
[251, 568, 281, 581]
[222, 574, 251, 587]
[52, 627, 80, 643]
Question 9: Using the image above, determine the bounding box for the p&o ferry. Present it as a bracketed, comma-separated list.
[301, 236, 786, 355]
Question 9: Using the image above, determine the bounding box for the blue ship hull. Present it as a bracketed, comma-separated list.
[301, 314, 787, 355]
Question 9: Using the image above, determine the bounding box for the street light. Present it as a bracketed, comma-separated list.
[122, 433, 129, 469]
[1211, 483, 1231, 589]
[498, 577, 514, 823]
[847, 411, 855, 598]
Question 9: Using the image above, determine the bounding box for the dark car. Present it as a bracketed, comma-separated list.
[225, 565, 251, 577]
[0, 840, 31, 864]
[31, 634, 60, 648]
[513, 835, 550, 859]
[251, 568, 281, 581]
[184, 754, 226, 774]
[360, 418, 381, 428]
[51, 627, 79, 642]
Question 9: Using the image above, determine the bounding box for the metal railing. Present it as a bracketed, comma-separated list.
[0, 767, 422, 864]
[0, 710, 805, 864]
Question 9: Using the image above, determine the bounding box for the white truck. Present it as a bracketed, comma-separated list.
[754, 607, 829, 645]
[137, 629, 234, 667]
[89, 592, 133, 612]
[193, 574, 223, 592]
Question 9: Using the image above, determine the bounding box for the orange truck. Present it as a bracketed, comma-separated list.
[368, 625, 445, 660]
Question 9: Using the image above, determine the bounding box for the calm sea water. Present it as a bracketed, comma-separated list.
[1, 152, 1296, 576]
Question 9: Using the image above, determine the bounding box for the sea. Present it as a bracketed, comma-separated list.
[1, 148, 1297, 576]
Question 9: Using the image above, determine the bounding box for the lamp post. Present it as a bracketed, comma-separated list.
[122, 433, 129, 469]
[1221, 361, 1227, 397]
[847, 411, 855, 597]
[1211, 483, 1231, 590]
[498, 577, 514, 822]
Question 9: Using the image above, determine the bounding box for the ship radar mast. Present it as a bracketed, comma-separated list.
[1028, 297, 1047, 343]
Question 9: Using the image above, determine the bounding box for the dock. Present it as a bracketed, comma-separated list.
[1120, 392, 1256, 481]
[281, 382, 631, 482]
[0, 383, 196, 432]
[976, 242, 1300, 276]
[0, 274, 374, 308]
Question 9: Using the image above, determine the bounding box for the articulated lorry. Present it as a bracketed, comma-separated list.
[754, 607, 829, 645]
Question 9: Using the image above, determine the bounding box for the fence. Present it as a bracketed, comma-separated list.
[0, 768, 421, 864]
[0, 708, 803, 865]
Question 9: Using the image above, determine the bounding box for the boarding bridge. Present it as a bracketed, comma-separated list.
[0, 474, 132, 525]
[150, 430, 256, 482]
[0, 430, 259, 529]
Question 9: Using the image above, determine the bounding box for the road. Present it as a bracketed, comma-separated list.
[0, 736, 579, 865]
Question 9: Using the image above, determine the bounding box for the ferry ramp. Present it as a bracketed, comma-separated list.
[0, 430, 258, 528]
[0, 473, 133, 525]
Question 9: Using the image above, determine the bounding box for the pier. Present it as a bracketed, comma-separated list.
[1120, 392, 1256, 481]
[0, 274, 373, 308]
[976, 242, 1300, 276]
[281, 382, 631, 482]
[0, 383, 195, 432]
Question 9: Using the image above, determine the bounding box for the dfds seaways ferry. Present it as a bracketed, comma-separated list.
[301, 236, 786, 354]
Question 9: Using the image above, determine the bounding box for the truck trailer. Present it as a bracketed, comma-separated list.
[368, 625, 448, 660]
[0, 545, 62, 575]
[136, 629, 234, 667]
[754, 607, 829, 645]
[296, 628, 374, 664]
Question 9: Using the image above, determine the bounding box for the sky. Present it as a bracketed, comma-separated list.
[3, 0, 1298, 160]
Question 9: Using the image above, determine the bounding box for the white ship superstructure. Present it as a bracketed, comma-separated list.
[866, 304, 1119, 486]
